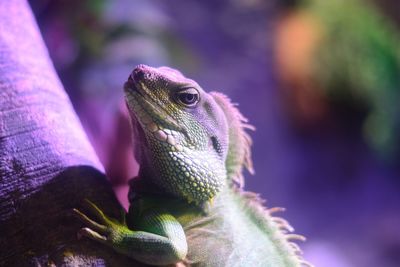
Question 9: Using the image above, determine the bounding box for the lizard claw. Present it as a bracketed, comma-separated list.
[78, 227, 107, 244]
[83, 198, 112, 225]
[72, 208, 107, 233]
[73, 199, 126, 246]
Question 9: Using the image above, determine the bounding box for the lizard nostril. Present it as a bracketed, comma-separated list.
[132, 68, 145, 82]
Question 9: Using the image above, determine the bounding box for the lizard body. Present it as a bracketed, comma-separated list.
[74, 65, 312, 267]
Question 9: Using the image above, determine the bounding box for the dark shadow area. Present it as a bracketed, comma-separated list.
[0, 165, 144, 267]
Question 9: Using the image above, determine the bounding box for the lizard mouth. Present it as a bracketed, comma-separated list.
[124, 75, 185, 148]
[124, 74, 142, 98]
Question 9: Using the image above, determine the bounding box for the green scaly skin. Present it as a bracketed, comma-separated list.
[74, 65, 312, 266]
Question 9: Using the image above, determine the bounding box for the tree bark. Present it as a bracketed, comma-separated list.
[0, 1, 142, 266]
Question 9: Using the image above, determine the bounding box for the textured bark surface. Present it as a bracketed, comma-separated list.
[0, 1, 142, 266]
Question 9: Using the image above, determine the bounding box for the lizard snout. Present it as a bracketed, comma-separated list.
[132, 64, 150, 82]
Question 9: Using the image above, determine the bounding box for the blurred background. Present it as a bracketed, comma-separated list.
[29, 0, 400, 266]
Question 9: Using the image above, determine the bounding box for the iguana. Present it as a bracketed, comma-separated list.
[74, 65, 312, 267]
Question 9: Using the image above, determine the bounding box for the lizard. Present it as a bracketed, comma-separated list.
[74, 65, 313, 267]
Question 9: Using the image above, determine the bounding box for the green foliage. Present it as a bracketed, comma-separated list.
[304, 0, 400, 156]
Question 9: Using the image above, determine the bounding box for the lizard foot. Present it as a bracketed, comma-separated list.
[73, 199, 188, 265]
[73, 199, 127, 246]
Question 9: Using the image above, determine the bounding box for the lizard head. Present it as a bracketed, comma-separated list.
[124, 65, 229, 204]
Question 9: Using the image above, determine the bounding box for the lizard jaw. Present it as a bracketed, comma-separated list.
[124, 76, 177, 125]
[124, 80, 184, 152]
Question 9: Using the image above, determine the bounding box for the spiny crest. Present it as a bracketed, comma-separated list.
[210, 92, 254, 187]
[240, 191, 314, 267]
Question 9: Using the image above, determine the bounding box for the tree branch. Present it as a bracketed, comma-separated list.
[0, 1, 142, 266]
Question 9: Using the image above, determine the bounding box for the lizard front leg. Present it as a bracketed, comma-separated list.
[73, 200, 187, 265]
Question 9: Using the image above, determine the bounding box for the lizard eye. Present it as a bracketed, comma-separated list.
[176, 88, 200, 107]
